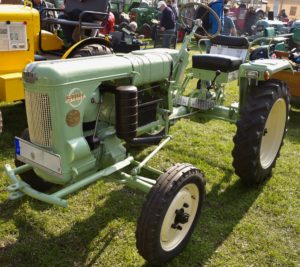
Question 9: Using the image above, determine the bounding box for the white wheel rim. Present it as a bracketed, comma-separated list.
[260, 98, 286, 169]
[160, 183, 199, 251]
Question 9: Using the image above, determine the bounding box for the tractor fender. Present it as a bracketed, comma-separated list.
[239, 59, 293, 109]
[61, 37, 112, 59]
[239, 58, 293, 81]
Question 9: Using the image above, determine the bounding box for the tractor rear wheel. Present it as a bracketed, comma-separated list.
[136, 163, 205, 265]
[232, 80, 290, 185]
[14, 129, 53, 191]
[69, 43, 113, 58]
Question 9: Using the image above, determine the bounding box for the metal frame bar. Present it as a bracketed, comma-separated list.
[5, 156, 134, 207]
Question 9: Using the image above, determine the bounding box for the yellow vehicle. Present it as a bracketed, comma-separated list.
[0, 0, 112, 104]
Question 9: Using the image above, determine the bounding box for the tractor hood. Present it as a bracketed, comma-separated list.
[23, 52, 174, 87]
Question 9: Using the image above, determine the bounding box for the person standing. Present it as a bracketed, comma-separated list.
[31, 0, 56, 31]
[278, 9, 288, 22]
[244, 7, 257, 35]
[222, 7, 236, 36]
[157, 1, 176, 48]
[171, 0, 179, 19]
[236, 3, 247, 34]
[208, 0, 226, 35]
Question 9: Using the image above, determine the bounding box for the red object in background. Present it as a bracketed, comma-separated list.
[280, 17, 289, 23]
[130, 11, 137, 21]
[228, 7, 238, 24]
[177, 29, 185, 42]
[100, 12, 115, 34]
[236, 7, 247, 32]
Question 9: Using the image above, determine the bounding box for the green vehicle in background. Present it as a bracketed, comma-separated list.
[121, 0, 160, 37]
[110, 0, 159, 37]
[111, 0, 141, 14]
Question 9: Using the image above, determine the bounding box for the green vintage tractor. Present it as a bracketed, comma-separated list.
[3, 2, 292, 265]
[128, 0, 160, 37]
[110, 0, 158, 37]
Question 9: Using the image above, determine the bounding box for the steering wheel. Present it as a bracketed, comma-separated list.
[179, 2, 221, 39]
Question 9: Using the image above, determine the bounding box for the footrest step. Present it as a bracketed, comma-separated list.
[175, 96, 215, 110]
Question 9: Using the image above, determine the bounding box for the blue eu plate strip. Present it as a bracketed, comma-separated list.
[15, 138, 20, 156]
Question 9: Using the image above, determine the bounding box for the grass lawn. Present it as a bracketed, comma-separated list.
[0, 43, 299, 267]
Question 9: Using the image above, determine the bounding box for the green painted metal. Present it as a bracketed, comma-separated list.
[131, 136, 172, 175]
[192, 69, 239, 84]
[197, 105, 239, 123]
[132, 161, 163, 176]
[5, 164, 67, 207]
[129, 3, 159, 32]
[4, 18, 293, 207]
[52, 156, 134, 198]
[118, 172, 152, 193]
[5, 156, 134, 207]
[111, 0, 140, 13]
[238, 58, 293, 110]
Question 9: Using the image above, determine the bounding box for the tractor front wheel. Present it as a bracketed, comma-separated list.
[14, 129, 54, 191]
[232, 80, 290, 185]
[136, 163, 205, 265]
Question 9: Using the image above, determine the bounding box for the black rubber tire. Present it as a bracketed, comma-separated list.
[139, 23, 151, 38]
[136, 163, 205, 265]
[232, 80, 290, 185]
[70, 43, 113, 58]
[14, 129, 53, 191]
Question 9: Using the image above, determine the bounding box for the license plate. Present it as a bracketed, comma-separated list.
[15, 137, 62, 175]
[0, 22, 28, 51]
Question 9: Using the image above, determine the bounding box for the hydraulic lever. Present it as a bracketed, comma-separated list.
[207, 70, 221, 90]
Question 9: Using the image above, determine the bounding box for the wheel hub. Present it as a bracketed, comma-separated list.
[160, 184, 199, 251]
[172, 207, 190, 230]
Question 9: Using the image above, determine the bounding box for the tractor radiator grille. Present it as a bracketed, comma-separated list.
[25, 91, 52, 147]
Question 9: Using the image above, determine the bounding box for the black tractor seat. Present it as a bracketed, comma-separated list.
[192, 54, 243, 72]
[210, 35, 249, 48]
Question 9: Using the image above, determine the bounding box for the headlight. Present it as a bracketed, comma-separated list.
[245, 70, 259, 79]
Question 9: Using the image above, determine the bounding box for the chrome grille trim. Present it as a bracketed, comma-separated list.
[25, 91, 52, 147]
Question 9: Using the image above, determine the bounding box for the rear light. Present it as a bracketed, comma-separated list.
[245, 70, 259, 79]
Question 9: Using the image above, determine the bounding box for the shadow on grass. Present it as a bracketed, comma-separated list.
[139, 170, 264, 267]
[191, 171, 263, 266]
[0, 102, 27, 151]
[0, 102, 265, 266]
[0, 187, 144, 267]
[0, 169, 264, 267]
[159, 170, 264, 267]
